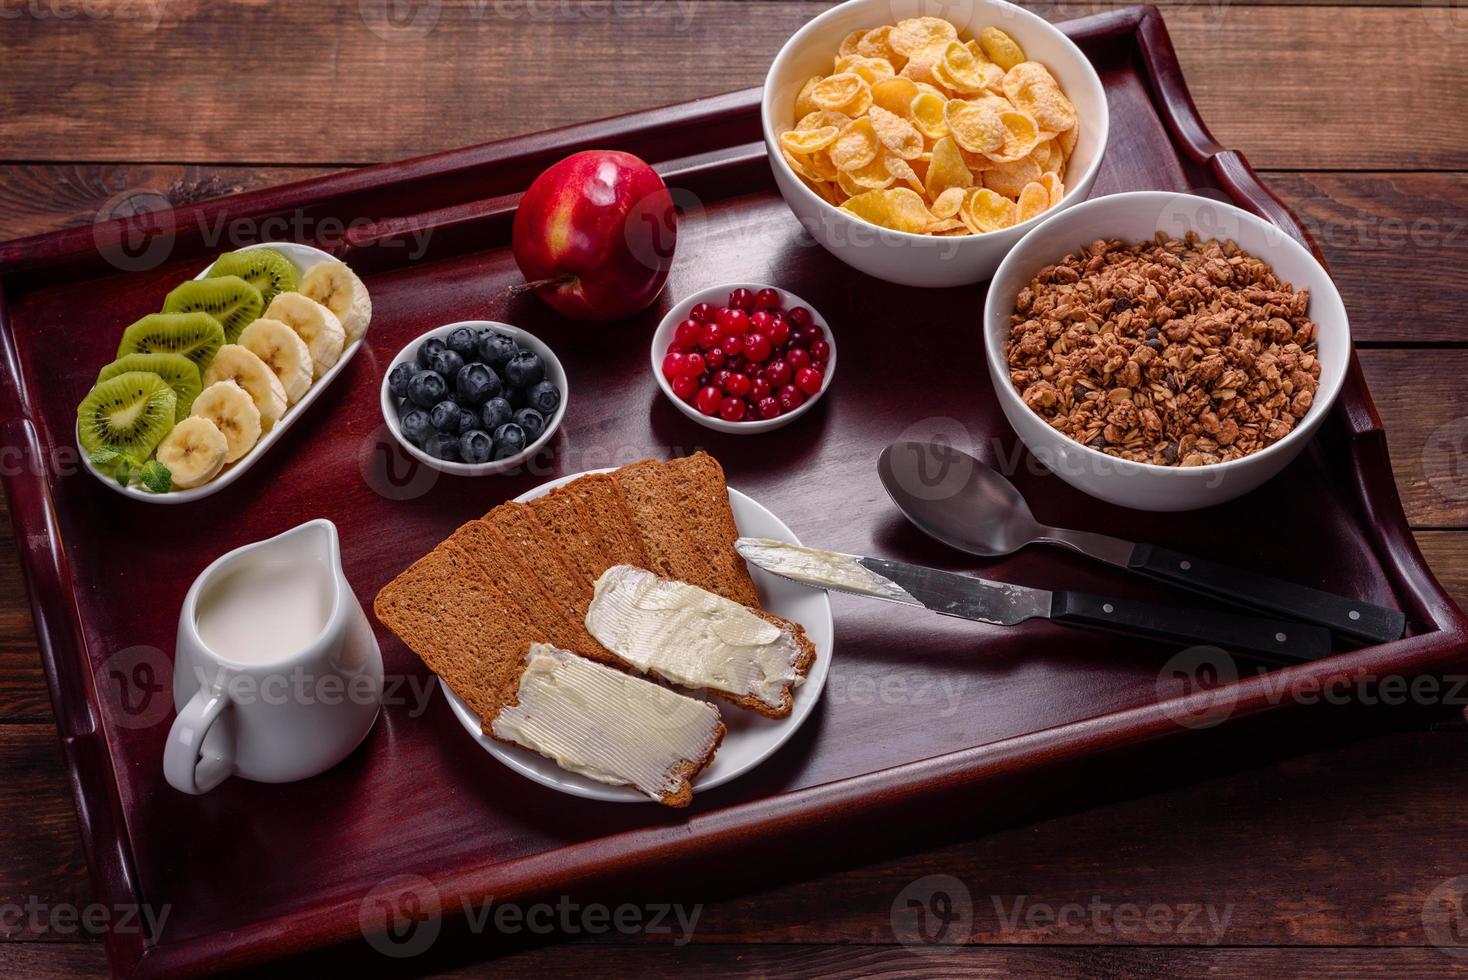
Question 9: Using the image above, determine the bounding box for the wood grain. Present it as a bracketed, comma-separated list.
[1360, 351, 1468, 530]
[0, 4, 1463, 169]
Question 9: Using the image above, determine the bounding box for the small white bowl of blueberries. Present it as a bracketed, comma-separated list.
[381, 320, 567, 475]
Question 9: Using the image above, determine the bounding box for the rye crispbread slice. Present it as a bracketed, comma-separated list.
[445, 519, 603, 662]
[560, 472, 649, 569]
[662, 452, 763, 608]
[372, 542, 534, 732]
[482, 502, 610, 661]
[528, 488, 609, 583]
[613, 459, 715, 587]
[490, 644, 725, 808]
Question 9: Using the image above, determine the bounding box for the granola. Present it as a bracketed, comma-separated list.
[1004, 232, 1321, 466]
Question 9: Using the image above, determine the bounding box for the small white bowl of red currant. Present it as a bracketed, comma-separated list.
[652, 284, 835, 434]
[381, 320, 567, 476]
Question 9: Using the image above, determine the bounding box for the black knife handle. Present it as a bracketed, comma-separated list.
[1128, 544, 1406, 646]
[1050, 590, 1333, 664]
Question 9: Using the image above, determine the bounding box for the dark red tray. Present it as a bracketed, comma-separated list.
[1, 7, 1464, 977]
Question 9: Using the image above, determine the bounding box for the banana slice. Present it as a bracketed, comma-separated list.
[154, 416, 229, 489]
[191, 380, 262, 463]
[203, 344, 288, 431]
[264, 292, 345, 379]
[301, 259, 371, 344]
[238, 318, 313, 405]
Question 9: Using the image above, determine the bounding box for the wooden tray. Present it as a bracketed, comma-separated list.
[1, 6, 1463, 976]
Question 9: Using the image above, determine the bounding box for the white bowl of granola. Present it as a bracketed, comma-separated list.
[983, 191, 1350, 512]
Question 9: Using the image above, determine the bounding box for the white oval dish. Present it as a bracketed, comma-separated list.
[440, 468, 834, 803]
[982, 190, 1351, 511]
[78, 242, 365, 503]
[380, 321, 568, 476]
[650, 283, 836, 434]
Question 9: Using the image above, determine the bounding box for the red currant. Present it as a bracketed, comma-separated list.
[764, 359, 791, 387]
[667, 340, 692, 354]
[704, 347, 726, 370]
[749, 311, 774, 334]
[744, 332, 773, 363]
[757, 396, 782, 419]
[750, 377, 772, 401]
[788, 306, 813, 328]
[661, 353, 685, 381]
[723, 334, 744, 357]
[778, 385, 806, 412]
[674, 319, 702, 347]
[754, 287, 781, 311]
[768, 314, 791, 347]
[797, 324, 824, 347]
[671, 373, 697, 400]
[809, 339, 831, 363]
[795, 366, 823, 395]
[698, 324, 722, 350]
[716, 307, 750, 337]
[695, 385, 722, 416]
[724, 372, 751, 397]
[689, 302, 716, 323]
[719, 396, 747, 422]
[727, 288, 755, 311]
[711, 368, 732, 391]
[787, 347, 811, 371]
[682, 352, 705, 377]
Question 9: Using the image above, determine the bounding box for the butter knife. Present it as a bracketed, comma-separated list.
[735, 538, 1332, 664]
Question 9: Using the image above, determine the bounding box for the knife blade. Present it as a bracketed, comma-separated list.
[735, 538, 1333, 664]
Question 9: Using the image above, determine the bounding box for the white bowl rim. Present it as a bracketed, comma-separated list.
[760, 0, 1111, 244]
[650, 282, 836, 433]
[380, 320, 568, 475]
[983, 189, 1351, 478]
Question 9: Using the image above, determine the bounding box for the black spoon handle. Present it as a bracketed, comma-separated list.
[1049, 590, 1334, 664]
[1127, 544, 1405, 646]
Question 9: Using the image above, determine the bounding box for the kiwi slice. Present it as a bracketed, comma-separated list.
[97, 352, 201, 421]
[162, 276, 262, 343]
[76, 371, 177, 461]
[117, 313, 225, 372]
[206, 248, 299, 310]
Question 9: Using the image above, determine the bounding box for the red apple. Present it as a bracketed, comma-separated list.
[510, 150, 677, 322]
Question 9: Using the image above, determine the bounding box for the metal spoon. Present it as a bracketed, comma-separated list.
[877, 440, 1406, 646]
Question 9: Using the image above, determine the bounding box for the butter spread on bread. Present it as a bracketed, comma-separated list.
[586, 565, 809, 714]
[491, 644, 724, 807]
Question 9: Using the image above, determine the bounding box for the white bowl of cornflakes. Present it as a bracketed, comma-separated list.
[762, 0, 1108, 288]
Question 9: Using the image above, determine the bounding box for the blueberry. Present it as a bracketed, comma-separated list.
[477, 331, 518, 369]
[423, 431, 460, 462]
[505, 384, 528, 410]
[408, 370, 447, 409]
[492, 422, 526, 457]
[388, 362, 417, 399]
[399, 407, 434, 445]
[504, 350, 544, 389]
[445, 326, 479, 357]
[514, 407, 545, 441]
[459, 429, 494, 464]
[480, 397, 513, 431]
[416, 338, 446, 369]
[427, 347, 464, 379]
[457, 408, 479, 434]
[430, 400, 461, 433]
[526, 380, 561, 415]
[456, 362, 502, 405]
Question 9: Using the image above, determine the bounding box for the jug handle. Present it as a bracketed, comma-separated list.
[164, 686, 233, 794]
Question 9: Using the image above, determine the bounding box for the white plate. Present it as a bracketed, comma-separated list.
[78, 242, 365, 503]
[440, 469, 834, 803]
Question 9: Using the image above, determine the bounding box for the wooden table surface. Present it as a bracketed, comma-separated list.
[3, 1, 1467, 976]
